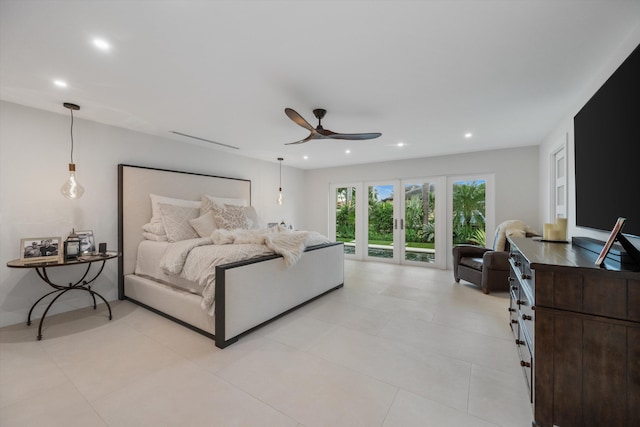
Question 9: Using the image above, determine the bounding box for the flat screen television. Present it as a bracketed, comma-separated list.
[574, 43, 640, 238]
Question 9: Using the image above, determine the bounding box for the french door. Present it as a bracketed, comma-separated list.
[330, 177, 445, 268]
[329, 184, 362, 258]
[447, 174, 494, 269]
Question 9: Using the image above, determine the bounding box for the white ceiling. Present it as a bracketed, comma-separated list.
[1, 0, 639, 169]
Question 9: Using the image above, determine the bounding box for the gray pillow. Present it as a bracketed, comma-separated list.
[159, 203, 200, 242]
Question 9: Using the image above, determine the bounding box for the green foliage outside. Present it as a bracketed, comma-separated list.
[335, 181, 486, 248]
[452, 181, 486, 246]
[335, 186, 437, 248]
[335, 188, 356, 242]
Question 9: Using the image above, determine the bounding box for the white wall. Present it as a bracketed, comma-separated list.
[0, 101, 305, 327]
[304, 145, 540, 244]
[538, 27, 640, 250]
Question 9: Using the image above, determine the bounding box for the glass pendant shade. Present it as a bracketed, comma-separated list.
[276, 157, 284, 205]
[61, 163, 84, 199]
[61, 102, 84, 199]
[277, 187, 283, 205]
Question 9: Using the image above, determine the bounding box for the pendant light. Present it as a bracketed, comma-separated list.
[60, 102, 84, 199]
[277, 157, 284, 205]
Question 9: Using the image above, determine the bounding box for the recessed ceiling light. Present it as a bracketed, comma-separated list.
[92, 38, 111, 51]
[397, 142, 405, 147]
[53, 79, 67, 88]
[303, 155, 309, 160]
[464, 132, 473, 139]
[345, 149, 351, 154]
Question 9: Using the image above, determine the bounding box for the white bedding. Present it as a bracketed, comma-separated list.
[135, 227, 331, 316]
[135, 240, 204, 294]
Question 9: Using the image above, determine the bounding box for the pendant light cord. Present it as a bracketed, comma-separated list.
[69, 109, 75, 164]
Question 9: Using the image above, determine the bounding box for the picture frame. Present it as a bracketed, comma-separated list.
[64, 239, 81, 260]
[75, 230, 95, 254]
[595, 217, 626, 267]
[20, 237, 62, 263]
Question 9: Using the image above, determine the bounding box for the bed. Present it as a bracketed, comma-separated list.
[117, 164, 344, 348]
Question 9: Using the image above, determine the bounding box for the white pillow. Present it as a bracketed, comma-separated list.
[142, 222, 167, 236]
[150, 194, 201, 224]
[142, 231, 168, 242]
[158, 203, 200, 242]
[207, 195, 248, 207]
[189, 211, 218, 238]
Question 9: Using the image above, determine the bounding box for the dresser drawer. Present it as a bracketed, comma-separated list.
[508, 298, 519, 338]
[518, 297, 535, 350]
[515, 327, 533, 402]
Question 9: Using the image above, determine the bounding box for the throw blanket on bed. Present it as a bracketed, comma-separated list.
[210, 228, 311, 266]
[160, 226, 331, 315]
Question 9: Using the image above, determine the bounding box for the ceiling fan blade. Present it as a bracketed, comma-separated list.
[330, 132, 382, 140]
[285, 108, 315, 132]
[284, 133, 317, 145]
[284, 108, 381, 143]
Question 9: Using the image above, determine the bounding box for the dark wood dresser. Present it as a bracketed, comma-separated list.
[507, 237, 640, 427]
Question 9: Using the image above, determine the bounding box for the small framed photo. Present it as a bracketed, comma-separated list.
[64, 240, 81, 260]
[595, 217, 626, 267]
[75, 230, 95, 254]
[20, 237, 62, 263]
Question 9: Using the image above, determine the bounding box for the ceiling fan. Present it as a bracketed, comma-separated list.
[284, 108, 381, 145]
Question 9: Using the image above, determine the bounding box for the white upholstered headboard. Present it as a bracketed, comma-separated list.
[117, 164, 251, 298]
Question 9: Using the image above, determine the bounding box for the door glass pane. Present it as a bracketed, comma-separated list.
[556, 185, 565, 206]
[404, 182, 436, 263]
[335, 186, 356, 255]
[452, 180, 486, 246]
[368, 184, 394, 258]
[556, 157, 565, 179]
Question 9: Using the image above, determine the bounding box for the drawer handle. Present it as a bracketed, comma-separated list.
[521, 274, 531, 280]
[511, 319, 519, 324]
[520, 360, 531, 368]
[516, 300, 525, 305]
[515, 261, 522, 267]
[508, 277, 514, 282]
[508, 307, 516, 313]
[511, 285, 518, 291]
[522, 314, 532, 321]
[515, 339, 525, 346]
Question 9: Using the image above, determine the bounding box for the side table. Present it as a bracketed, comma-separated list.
[7, 251, 120, 340]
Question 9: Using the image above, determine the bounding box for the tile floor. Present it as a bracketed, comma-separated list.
[0, 260, 533, 426]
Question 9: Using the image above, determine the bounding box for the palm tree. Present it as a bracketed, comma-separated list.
[452, 181, 486, 244]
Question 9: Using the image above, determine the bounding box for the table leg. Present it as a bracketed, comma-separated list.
[26, 260, 115, 339]
[88, 287, 97, 309]
[36, 288, 73, 340]
[88, 289, 113, 320]
[28, 289, 63, 326]
[31, 287, 112, 340]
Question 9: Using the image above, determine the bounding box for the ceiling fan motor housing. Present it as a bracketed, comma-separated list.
[313, 109, 327, 120]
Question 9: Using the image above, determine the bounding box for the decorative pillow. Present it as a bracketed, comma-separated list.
[211, 203, 249, 230]
[150, 194, 201, 224]
[158, 203, 200, 242]
[200, 196, 216, 217]
[243, 206, 261, 230]
[189, 211, 218, 238]
[200, 195, 248, 216]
